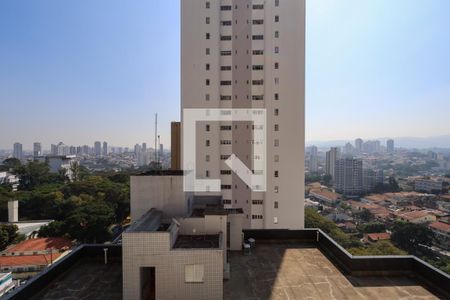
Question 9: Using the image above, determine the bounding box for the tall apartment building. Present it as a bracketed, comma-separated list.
[102, 141, 108, 156]
[94, 141, 102, 157]
[334, 157, 363, 196]
[354, 138, 363, 154]
[181, 0, 305, 229]
[308, 145, 318, 172]
[13, 143, 23, 160]
[387, 139, 394, 153]
[325, 147, 340, 180]
[33, 142, 42, 158]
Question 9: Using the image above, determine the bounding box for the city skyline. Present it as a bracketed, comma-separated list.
[1, 0, 450, 148]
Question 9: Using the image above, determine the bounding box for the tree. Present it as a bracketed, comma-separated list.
[355, 209, 373, 222]
[305, 207, 362, 248]
[1, 158, 21, 172]
[0, 224, 21, 251]
[38, 221, 65, 238]
[348, 241, 406, 256]
[358, 222, 386, 233]
[322, 174, 332, 186]
[388, 177, 400, 192]
[391, 222, 433, 253]
[15, 161, 52, 190]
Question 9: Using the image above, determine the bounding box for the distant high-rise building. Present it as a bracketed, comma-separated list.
[334, 157, 363, 196]
[354, 138, 363, 154]
[142, 143, 147, 153]
[33, 142, 42, 158]
[387, 139, 394, 153]
[344, 142, 353, 155]
[13, 143, 23, 160]
[363, 168, 384, 193]
[171, 122, 181, 170]
[82, 145, 90, 155]
[325, 147, 340, 180]
[103, 142, 108, 156]
[94, 141, 102, 157]
[363, 140, 381, 154]
[53, 142, 69, 156]
[69, 146, 77, 156]
[309, 146, 318, 172]
[134, 144, 141, 156]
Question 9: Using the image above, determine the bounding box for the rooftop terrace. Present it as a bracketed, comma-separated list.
[4, 230, 450, 300]
[225, 240, 438, 299]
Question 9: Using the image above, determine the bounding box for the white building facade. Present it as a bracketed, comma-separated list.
[181, 0, 305, 229]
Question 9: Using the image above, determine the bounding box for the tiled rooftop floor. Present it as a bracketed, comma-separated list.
[30, 258, 122, 300]
[224, 241, 438, 300]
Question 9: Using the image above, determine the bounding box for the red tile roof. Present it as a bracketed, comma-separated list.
[0, 253, 62, 267]
[430, 221, 450, 232]
[367, 232, 391, 241]
[398, 210, 433, 221]
[6, 238, 72, 253]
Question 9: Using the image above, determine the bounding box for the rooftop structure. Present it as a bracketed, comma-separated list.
[5, 230, 450, 299]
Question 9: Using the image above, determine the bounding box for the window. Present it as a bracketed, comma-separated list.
[274, 108, 279, 116]
[252, 65, 264, 70]
[252, 79, 264, 85]
[252, 4, 264, 9]
[274, 93, 279, 100]
[206, 79, 210, 86]
[274, 186, 279, 193]
[274, 201, 279, 209]
[275, 0, 279, 7]
[221, 50, 232, 56]
[220, 140, 232, 145]
[206, 33, 210, 39]
[206, 48, 210, 55]
[185, 264, 204, 283]
[220, 155, 230, 160]
[252, 95, 264, 100]
[253, 19, 264, 25]
[221, 20, 232, 26]
[220, 5, 232, 11]
[275, 77, 279, 84]
[275, 31, 279, 38]
[274, 155, 279, 162]
[206, 17, 210, 24]
[205, 94, 210, 101]
[252, 200, 263, 205]
[274, 217, 278, 224]
[221, 35, 232, 41]
[221, 184, 231, 189]
[274, 139, 279, 147]
[206, 124, 210, 131]
[206, 140, 210, 147]
[252, 215, 263, 219]
[221, 170, 232, 175]
[206, 1, 210, 9]
[274, 62, 279, 69]
[274, 124, 279, 131]
[274, 171, 279, 177]
[220, 95, 232, 100]
[221, 80, 232, 86]
[275, 15, 279, 22]
[221, 66, 232, 71]
[220, 125, 232, 130]
[206, 155, 210, 162]
[252, 50, 264, 55]
[275, 46, 279, 53]
[252, 35, 264, 40]
[206, 63, 210, 70]
[223, 199, 231, 204]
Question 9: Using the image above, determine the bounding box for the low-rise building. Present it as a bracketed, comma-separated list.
[0, 272, 14, 296]
[396, 210, 437, 224]
[429, 221, 450, 250]
[309, 189, 341, 204]
[366, 232, 391, 243]
[415, 179, 445, 193]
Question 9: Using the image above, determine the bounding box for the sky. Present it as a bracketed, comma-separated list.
[0, 0, 449, 150]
